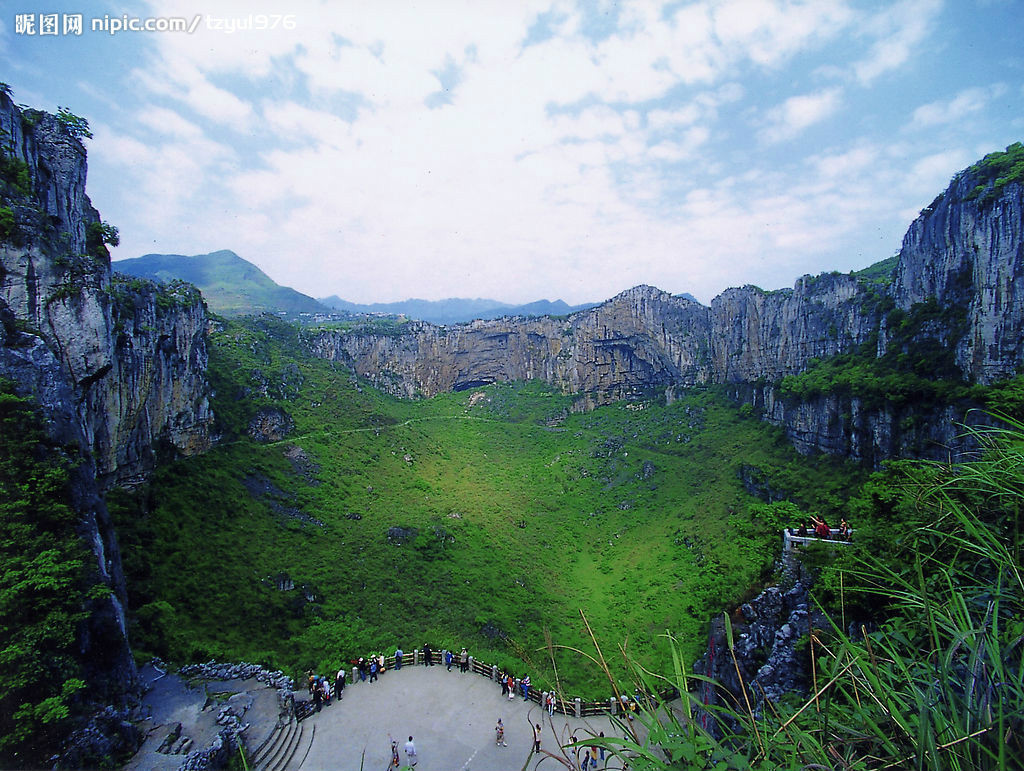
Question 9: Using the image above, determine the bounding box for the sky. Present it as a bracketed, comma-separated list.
[2, 0, 1023, 306]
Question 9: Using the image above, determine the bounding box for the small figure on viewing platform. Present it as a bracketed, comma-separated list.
[839, 517, 852, 541]
[335, 667, 345, 698]
[812, 515, 831, 539]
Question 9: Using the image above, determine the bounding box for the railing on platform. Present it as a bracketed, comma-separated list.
[335, 648, 674, 718]
[783, 527, 853, 552]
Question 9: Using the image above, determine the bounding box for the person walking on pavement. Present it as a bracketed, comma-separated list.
[460, 647, 469, 673]
[533, 723, 542, 753]
[495, 718, 507, 746]
[405, 736, 418, 766]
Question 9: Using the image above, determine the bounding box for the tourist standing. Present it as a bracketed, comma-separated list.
[495, 718, 507, 746]
[369, 658, 379, 682]
[395, 647, 403, 670]
[335, 667, 345, 698]
[405, 736, 418, 767]
[422, 643, 433, 665]
[444, 649, 453, 671]
[460, 647, 469, 673]
[321, 677, 331, 706]
[521, 674, 531, 701]
[506, 673, 516, 701]
[533, 723, 542, 753]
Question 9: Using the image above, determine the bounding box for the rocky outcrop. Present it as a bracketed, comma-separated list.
[710, 273, 880, 383]
[1, 96, 212, 484]
[894, 176, 1024, 384]
[317, 154, 1023, 462]
[693, 577, 828, 735]
[313, 285, 711, 405]
[0, 95, 212, 760]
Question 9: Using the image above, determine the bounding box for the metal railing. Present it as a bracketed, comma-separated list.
[783, 527, 853, 552]
[330, 649, 671, 718]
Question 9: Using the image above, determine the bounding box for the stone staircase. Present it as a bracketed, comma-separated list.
[250, 715, 315, 771]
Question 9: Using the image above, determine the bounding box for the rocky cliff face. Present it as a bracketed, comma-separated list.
[0, 96, 212, 484]
[894, 176, 1024, 384]
[313, 285, 712, 406]
[0, 94, 212, 757]
[319, 155, 1022, 461]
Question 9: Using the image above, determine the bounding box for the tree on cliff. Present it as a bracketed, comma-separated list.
[0, 383, 93, 768]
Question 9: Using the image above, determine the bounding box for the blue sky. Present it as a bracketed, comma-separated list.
[3, 0, 1022, 305]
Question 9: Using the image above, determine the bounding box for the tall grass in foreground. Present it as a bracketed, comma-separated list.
[583, 419, 1023, 770]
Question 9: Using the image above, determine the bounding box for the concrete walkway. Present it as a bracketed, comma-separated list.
[297, 666, 638, 771]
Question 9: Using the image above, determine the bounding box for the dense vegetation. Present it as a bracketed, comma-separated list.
[967, 141, 1024, 204]
[108, 316, 864, 696]
[0, 383, 93, 768]
[605, 419, 1023, 770]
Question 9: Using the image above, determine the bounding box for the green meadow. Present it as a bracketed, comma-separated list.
[110, 316, 863, 697]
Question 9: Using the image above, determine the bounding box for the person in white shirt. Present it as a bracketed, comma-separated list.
[404, 736, 418, 766]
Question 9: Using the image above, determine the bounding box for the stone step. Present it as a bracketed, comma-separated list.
[267, 720, 303, 771]
[290, 724, 315, 771]
[253, 715, 296, 771]
[249, 717, 286, 767]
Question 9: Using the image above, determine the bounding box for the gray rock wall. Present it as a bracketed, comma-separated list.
[895, 178, 1024, 384]
[0, 95, 213, 738]
[318, 164, 1022, 462]
[0, 94, 212, 484]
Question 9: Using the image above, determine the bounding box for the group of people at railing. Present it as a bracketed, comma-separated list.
[299, 644, 654, 719]
[787, 514, 853, 542]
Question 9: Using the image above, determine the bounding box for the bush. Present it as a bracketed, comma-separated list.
[0, 384, 94, 768]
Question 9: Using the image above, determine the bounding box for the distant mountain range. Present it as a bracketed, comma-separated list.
[318, 295, 599, 324]
[114, 250, 330, 317]
[114, 249, 602, 322]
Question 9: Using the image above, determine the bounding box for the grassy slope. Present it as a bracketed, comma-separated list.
[110, 317, 863, 697]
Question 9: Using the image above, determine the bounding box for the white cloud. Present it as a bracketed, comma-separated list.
[760, 87, 843, 143]
[909, 84, 1007, 128]
[853, 0, 942, 84]
[136, 106, 204, 139]
[75, 0, 1013, 306]
[811, 145, 879, 179]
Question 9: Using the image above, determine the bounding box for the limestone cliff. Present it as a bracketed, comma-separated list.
[313, 285, 712, 406]
[893, 173, 1024, 384]
[0, 94, 212, 484]
[0, 93, 212, 759]
[318, 150, 1023, 461]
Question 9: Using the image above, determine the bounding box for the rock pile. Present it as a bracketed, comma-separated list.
[178, 660, 295, 691]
